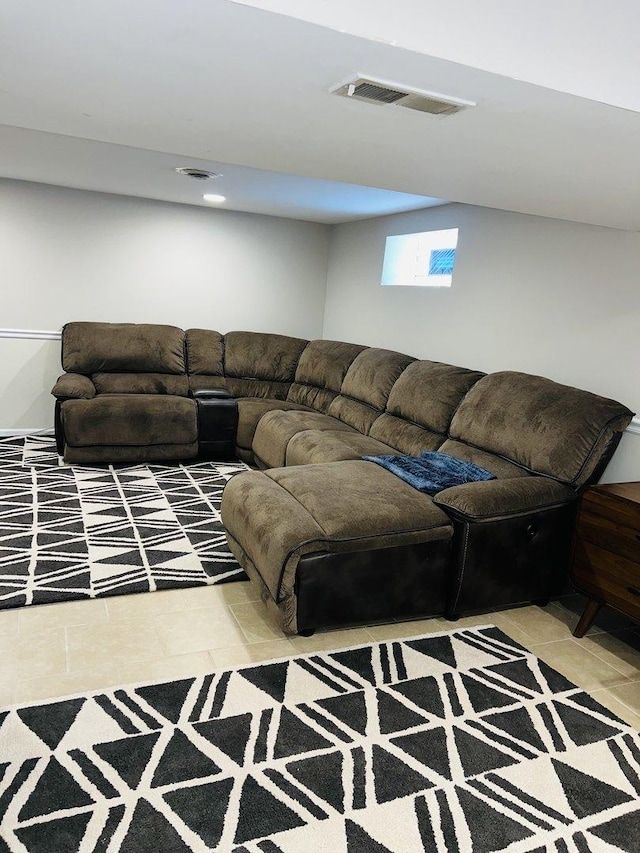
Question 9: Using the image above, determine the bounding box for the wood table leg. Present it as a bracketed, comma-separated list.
[573, 599, 601, 638]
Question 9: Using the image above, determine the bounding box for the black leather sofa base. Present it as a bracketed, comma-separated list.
[295, 539, 452, 634]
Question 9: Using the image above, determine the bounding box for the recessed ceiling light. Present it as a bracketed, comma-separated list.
[203, 194, 226, 204]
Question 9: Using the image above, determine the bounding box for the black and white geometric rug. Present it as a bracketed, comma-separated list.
[0, 435, 247, 611]
[0, 626, 638, 852]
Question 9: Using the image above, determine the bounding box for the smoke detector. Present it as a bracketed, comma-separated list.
[330, 74, 476, 117]
[174, 167, 222, 180]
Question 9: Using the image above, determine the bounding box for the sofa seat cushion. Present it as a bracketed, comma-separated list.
[235, 398, 313, 452]
[92, 373, 189, 396]
[62, 394, 197, 447]
[221, 461, 452, 615]
[285, 429, 397, 466]
[252, 410, 355, 468]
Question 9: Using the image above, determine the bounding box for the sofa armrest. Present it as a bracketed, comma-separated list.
[52, 373, 96, 400]
[433, 476, 577, 522]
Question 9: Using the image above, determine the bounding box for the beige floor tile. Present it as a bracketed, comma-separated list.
[119, 651, 215, 686]
[288, 627, 374, 655]
[528, 639, 631, 691]
[0, 609, 19, 637]
[155, 604, 247, 656]
[444, 614, 498, 630]
[366, 617, 448, 642]
[590, 689, 640, 730]
[66, 618, 163, 672]
[556, 594, 638, 634]
[230, 601, 284, 643]
[0, 627, 67, 683]
[485, 615, 536, 649]
[18, 598, 108, 632]
[14, 663, 122, 704]
[435, 612, 532, 647]
[607, 680, 640, 716]
[545, 599, 597, 636]
[210, 639, 296, 668]
[498, 604, 580, 643]
[180, 580, 258, 608]
[105, 588, 188, 620]
[0, 682, 15, 706]
[574, 630, 640, 680]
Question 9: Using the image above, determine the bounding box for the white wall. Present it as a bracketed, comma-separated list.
[0, 179, 330, 431]
[322, 203, 640, 483]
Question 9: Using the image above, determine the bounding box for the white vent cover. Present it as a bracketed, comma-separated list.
[330, 74, 475, 117]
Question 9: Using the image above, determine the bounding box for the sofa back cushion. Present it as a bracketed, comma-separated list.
[287, 340, 366, 413]
[369, 360, 484, 453]
[328, 348, 415, 434]
[224, 331, 308, 381]
[63, 322, 186, 374]
[92, 373, 189, 396]
[449, 371, 634, 486]
[185, 329, 224, 376]
[214, 331, 308, 401]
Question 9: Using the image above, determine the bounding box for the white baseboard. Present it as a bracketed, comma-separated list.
[0, 328, 61, 340]
[0, 429, 54, 437]
[626, 416, 640, 435]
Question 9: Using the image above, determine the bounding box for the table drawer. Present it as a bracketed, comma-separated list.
[577, 508, 640, 563]
[572, 539, 640, 619]
[581, 490, 640, 531]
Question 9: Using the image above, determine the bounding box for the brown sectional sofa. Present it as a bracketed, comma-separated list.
[52, 322, 634, 634]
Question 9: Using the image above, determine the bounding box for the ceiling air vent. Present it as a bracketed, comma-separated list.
[175, 167, 222, 180]
[331, 74, 476, 117]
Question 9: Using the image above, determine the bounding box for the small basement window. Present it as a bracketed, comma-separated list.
[381, 228, 459, 287]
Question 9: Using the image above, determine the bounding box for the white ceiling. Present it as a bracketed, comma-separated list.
[2, 0, 640, 229]
[0, 126, 445, 223]
[234, 0, 640, 112]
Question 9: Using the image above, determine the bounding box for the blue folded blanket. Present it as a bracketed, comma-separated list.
[362, 451, 496, 494]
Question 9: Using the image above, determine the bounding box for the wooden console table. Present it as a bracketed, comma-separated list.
[570, 482, 640, 637]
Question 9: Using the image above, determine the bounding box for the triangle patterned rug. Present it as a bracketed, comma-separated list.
[0, 626, 638, 851]
[0, 435, 247, 611]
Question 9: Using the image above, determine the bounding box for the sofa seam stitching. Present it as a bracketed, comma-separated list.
[449, 521, 470, 614]
[435, 497, 576, 523]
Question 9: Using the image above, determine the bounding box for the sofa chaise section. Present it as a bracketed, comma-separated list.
[223, 368, 633, 634]
[222, 461, 454, 634]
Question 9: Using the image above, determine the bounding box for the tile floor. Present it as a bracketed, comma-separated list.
[0, 584, 638, 729]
